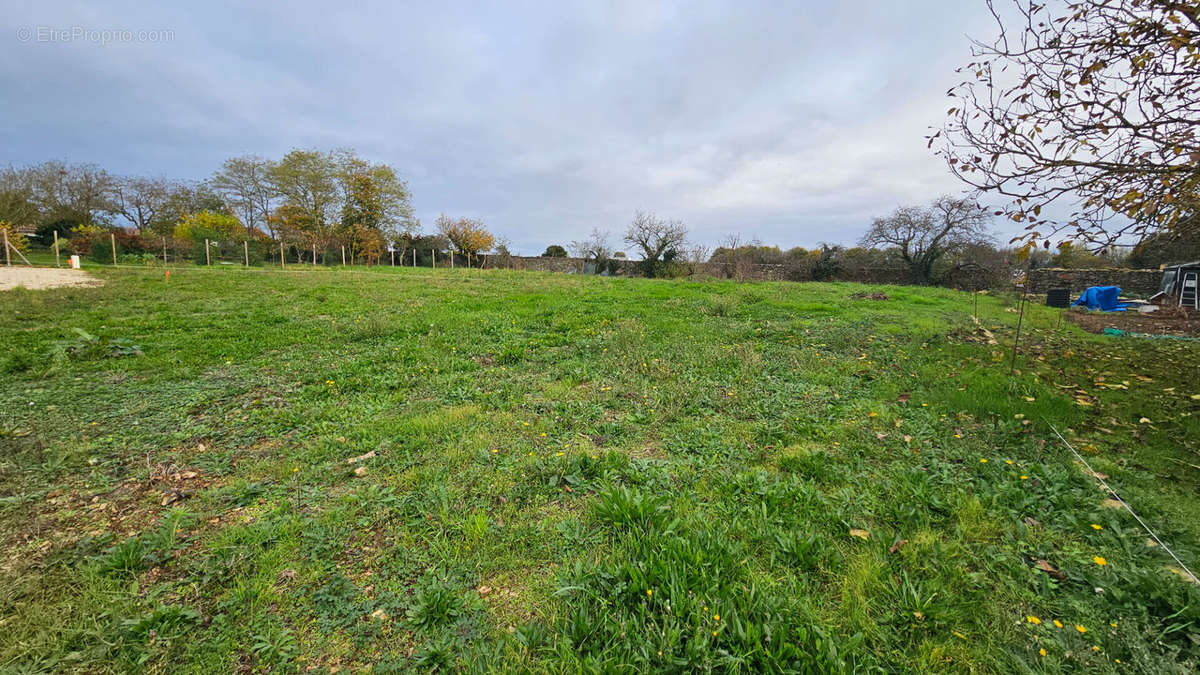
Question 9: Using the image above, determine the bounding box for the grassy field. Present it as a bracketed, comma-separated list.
[2, 265, 1198, 673]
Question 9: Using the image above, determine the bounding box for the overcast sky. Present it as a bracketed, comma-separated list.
[2, 1, 1012, 254]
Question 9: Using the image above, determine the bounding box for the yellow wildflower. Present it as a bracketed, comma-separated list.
[1053, 620, 1063, 628]
[1027, 616, 1041, 625]
[1091, 524, 1103, 530]
[1093, 556, 1107, 566]
[1075, 624, 1087, 633]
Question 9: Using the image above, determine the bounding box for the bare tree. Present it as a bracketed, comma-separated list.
[570, 227, 614, 273]
[112, 176, 172, 234]
[623, 211, 687, 262]
[860, 196, 994, 284]
[933, 0, 1200, 248]
[211, 155, 277, 238]
[22, 161, 115, 226]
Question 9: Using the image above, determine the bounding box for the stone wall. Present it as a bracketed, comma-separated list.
[1027, 268, 1163, 296]
[499, 255, 914, 283]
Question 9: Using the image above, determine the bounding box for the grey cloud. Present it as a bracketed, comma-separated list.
[2, 0, 1021, 253]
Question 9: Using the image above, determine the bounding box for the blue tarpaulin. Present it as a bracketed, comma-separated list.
[1072, 286, 1128, 312]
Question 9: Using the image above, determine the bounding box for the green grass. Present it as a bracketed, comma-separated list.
[1, 266, 1198, 672]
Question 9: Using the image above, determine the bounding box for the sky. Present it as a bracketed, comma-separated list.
[1, 1, 1014, 255]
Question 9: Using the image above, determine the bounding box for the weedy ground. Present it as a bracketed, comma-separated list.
[1, 265, 1198, 673]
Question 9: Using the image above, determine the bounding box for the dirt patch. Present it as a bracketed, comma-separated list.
[850, 292, 889, 300]
[0, 266, 103, 291]
[1066, 307, 1200, 338]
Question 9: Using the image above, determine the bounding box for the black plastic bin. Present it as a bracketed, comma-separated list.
[1046, 288, 1071, 308]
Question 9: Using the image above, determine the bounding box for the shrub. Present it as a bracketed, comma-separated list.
[89, 235, 121, 263]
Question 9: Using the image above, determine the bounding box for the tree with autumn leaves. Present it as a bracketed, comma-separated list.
[259, 148, 416, 263]
[934, 0, 1200, 252]
[435, 214, 496, 259]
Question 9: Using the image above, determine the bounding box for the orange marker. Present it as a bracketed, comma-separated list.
[165, 270, 170, 284]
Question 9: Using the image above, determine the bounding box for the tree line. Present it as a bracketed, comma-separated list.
[0, 150, 503, 266]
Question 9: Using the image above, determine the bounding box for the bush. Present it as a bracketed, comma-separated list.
[90, 235, 121, 263]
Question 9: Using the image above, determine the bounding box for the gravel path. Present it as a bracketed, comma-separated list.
[0, 266, 104, 291]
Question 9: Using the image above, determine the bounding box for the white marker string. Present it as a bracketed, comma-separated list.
[1050, 424, 1198, 584]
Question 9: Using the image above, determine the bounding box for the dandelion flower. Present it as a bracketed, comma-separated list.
[1110, 622, 1117, 628]
[1075, 624, 1087, 634]
[1092, 645, 1100, 652]
[713, 614, 720, 621]
[1091, 523, 1103, 530]
[1039, 648, 1047, 657]
[1093, 556, 1107, 566]
[712, 630, 718, 636]
[1053, 620, 1063, 629]
[1027, 616, 1041, 625]
[954, 433, 963, 438]
[868, 412, 878, 417]
[646, 589, 652, 597]
[1006, 460, 1014, 465]
[980, 458, 988, 463]
[1020, 475, 1028, 480]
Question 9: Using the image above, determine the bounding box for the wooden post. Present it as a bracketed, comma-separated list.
[205, 239, 211, 266]
[111, 232, 118, 265]
[432, 249, 436, 268]
[412, 249, 416, 266]
[280, 241, 286, 268]
[450, 251, 454, 269]
[162, 236, 167, 265]
[312, 243, 316, 266]
[467, 252, 471, 268]
[3, 228, 9, 266]
[390, 250, 394, 267]
[341, 245, 346, 266]
[244, 240, 249, 267]
[54, 230, 61, 267]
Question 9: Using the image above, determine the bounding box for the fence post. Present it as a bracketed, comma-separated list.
[342, 245, 346, 266]
[312, 243, 316, 266]
[205, 239, 211, 266]
[3, 228, 9, 266]
[111, 233, 118, 265]
[450, 251, 454, 269]
[412, 249, 416, 266]
[432, 249, 436, 268]
[280, 241, 286, 269]
[54, 230, 60, 267]
[162, 236, 167, 265]
[244, 240, 249, 267]
[390, 250, 394, 267]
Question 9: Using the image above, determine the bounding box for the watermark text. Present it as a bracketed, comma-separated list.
[15, 26, 175, 45]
